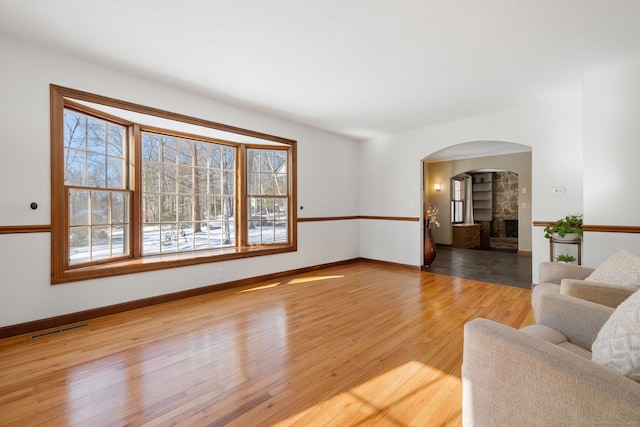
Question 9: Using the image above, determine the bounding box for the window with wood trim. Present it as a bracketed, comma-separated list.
[140, 130, 237, 254]
[51, 85, 296, 284]
[64, 109, 131, 265]
[451, 177, 464, 224]
[247, 148, 289, 244]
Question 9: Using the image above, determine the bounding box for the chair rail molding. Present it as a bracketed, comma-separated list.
[533, 222, 640, 233]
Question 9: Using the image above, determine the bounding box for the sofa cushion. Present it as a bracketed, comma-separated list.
[592, 289, 640, 382]
[585, 250, 640, 287]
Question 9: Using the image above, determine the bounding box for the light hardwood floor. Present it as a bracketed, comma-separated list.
[0, 262, 534, 426]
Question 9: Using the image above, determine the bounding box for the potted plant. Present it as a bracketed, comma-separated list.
[544, 214, 583, 241]
[554, 254, 577, 263]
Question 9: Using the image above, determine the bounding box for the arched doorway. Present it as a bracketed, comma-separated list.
[421, 141, 533, 288]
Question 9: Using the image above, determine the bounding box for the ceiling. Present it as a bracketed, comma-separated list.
[1, 0, 640, 142]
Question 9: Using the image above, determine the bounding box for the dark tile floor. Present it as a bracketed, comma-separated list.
[423, 246, 533, 289]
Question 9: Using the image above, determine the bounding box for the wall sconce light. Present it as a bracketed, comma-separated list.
[434, 182, 441, 192]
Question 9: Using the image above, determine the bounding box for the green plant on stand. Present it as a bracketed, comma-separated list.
[544, 214, 583, 240]
[554, 254, 577, 263]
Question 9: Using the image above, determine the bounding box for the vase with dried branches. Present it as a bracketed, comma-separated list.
[424, 204, 440, 267]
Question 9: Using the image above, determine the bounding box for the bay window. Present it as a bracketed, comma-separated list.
[51, 85, 296, 284]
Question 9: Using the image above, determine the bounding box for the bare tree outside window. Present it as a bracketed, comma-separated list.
[141, 131, 236, 255]
[64, 109, 129, 264]
[247, 148, 288, 244]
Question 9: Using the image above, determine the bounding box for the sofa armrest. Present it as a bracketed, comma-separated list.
[536, 291, 614, 349]
[560, 279, 636, 308]
[538, 261, 594, 285]
[462, 318, 640, 426]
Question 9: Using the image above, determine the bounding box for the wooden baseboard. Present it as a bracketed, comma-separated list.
[517, 250, 532, 257]
[357, 257, 421, 271]
[0, 258, 370, 339]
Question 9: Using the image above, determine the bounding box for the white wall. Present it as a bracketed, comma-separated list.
[359, 61, 640, 281]
[358, 86, 584, 281]
[581, 62, 640, 266]
[0, 37, 360, 327]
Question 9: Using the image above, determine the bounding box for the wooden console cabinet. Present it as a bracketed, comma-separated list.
[452, 224, 481, 249]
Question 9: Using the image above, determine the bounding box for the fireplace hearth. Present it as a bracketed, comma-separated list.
[489, 218, 518, 252]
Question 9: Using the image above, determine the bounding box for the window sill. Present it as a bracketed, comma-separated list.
[52, 245, 296, 284]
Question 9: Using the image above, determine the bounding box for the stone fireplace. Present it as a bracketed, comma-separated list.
[489, 171, 519, 251]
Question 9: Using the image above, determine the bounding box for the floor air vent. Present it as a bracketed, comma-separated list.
[30, 323, 89, 340]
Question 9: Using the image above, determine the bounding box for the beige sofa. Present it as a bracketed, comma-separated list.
[532, 261, 636, 320]
[462, 291, 640, 426]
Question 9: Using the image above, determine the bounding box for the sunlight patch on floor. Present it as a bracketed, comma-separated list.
[275, 360, 462, 426]
[239, 275, 344, 293]
[288, 275, 344, 285]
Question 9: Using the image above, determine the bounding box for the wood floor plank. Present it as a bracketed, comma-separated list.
[0, 261, 533, 426]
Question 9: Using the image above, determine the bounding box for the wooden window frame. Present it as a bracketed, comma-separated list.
[245, 146, 291, 246]
[451, 177, 464, 224]
[51, 85, 297, 284]
[138, 126, 240, 254]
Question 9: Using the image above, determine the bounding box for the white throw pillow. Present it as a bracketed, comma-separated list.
[585, 249, 640, 288]
[592, 289, 640, 382]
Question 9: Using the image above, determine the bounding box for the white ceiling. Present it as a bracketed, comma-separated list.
[1, 0, 640, 142]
